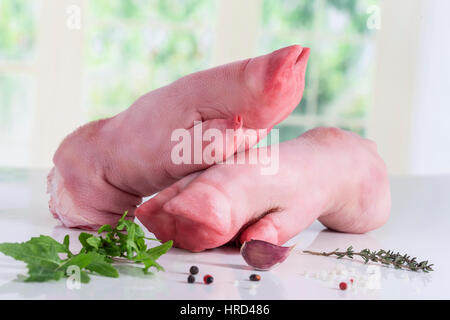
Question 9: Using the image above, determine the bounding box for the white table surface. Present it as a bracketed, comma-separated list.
[0, 168, 449, 300]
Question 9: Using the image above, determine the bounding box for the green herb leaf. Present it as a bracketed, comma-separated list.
[145, 240, 173, 260]
[0, 241, 63, 282]
[79, 232, 95, 251]
[85, 252, 119, 278]
[98, 224, 113, 234]
[57, 252, 94, 271]
[28, 235, 70, 254]
[134, 240, 173, 273]
[86, 236, 101, 250]
[25, 264, 65, 282]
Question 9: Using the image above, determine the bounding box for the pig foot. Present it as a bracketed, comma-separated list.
[48, 45, 310, 229]
[136, 127, 391, 252]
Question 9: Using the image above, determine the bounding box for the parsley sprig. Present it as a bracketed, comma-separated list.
[0, 211, 173, 283]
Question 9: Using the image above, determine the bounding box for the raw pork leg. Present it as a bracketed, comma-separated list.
[48, 45, 310, 229]
[136, 127, 391, 252]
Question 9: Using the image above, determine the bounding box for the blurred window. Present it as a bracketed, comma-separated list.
[260, 0, 379, 142]
[0, 0, 379, 167]
[0, 0, 37, 167]
[84, 0, 216, 120]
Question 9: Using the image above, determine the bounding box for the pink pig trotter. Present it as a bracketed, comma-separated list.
[136, 127, 391, 252]
[48, 45, 310, 229]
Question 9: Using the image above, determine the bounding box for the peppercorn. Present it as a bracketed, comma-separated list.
[187, 275, 195, 283]
[339, 282, 347, 290]
[203, 275, 214, 284]
[189, 265, 199, 275]
[350, 279, 354, 284]
[249, 274, 261, 281]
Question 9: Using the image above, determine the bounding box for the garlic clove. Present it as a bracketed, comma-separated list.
[240, 239, 294, 270]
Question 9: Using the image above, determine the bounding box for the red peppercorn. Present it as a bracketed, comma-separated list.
[203, 275, 214, 284]
[339, 282, 347, 290]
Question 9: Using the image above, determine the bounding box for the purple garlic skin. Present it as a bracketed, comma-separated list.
[240, 239, 294, 270]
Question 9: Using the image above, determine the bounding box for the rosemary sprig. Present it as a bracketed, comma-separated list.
[303, 246, 434, 273]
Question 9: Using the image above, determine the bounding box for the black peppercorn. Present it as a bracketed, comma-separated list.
[187, 275, 195, 283]
[189, 265, 199, 275]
